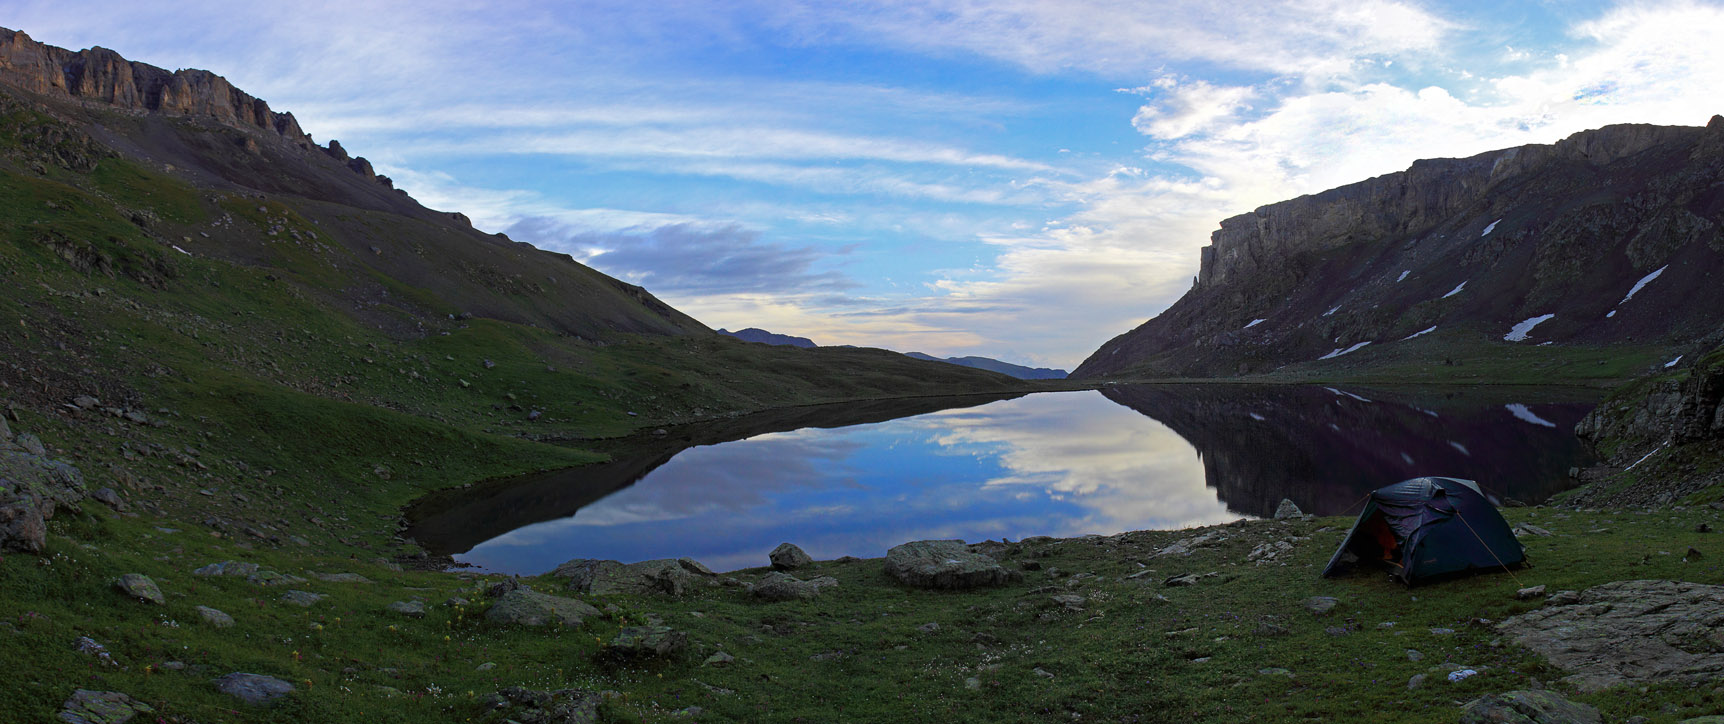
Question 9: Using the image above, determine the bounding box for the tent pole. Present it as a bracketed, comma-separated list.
[1453, 509, 1527, 589]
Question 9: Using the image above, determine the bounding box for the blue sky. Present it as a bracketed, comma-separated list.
[9, 1, 1724, 367]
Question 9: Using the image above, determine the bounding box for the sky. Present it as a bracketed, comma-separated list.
[8, 1, 1724, 367]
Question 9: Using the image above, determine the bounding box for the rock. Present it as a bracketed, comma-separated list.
[1153, 531, 1218, 557]
[114, 574, 164, 605]
[476, 662, 496, 671]
[1547, 590, 1582, 606]
[703, 651, 735, 667]
[1448, 669, 1479, 682]
[279, 590, 323, 607]
[884, 540, 1019, 589]
[1516, 585, 1547, 600]
[195, 605, 234, 628]
[72, 395, 100, 409]
[1459, 690, 1601, 724]
[73, 637, 115, 665]
[387, 600, 425, 618]
[482, 687, 602, 724]
[677, 557, 715, 576]
[1051, 594, 1085, 612]
[769, 542, 813, 570]
[964, 676, 981, 690]
[1273, 498, 1303, 519]
[90, 487, 126, 511]
[17, 432, 45, 456]
[0, 414, 9, 441]
[605, 625, 688, 659]
[1497, 580, 1724, 691]
[246, 571, 306, 586]
[214, 673, 295, 707]
[58, 689, 154, 724]
[750, 571, 837, 601]
[1684, 546, 1703, 561]
[1430, 628, 1456, 636]
[1303, 596, 1338, 616]
[1406, 674, 1426, 690]
[1406, 649, 1424, 662]
[1324, 626, 1350, 637]
[0, 499, 47, 553]
[485, 588, 601, 627]
[1514, 523, 1553, 537]
[313, 572, 371, 583]
[1258, 667, 1292, 677]
[193, 560, 259, 577]
[1164, 573, 1200, 586]
[918, 622, 941, 633]
[552, 558, 705, 596]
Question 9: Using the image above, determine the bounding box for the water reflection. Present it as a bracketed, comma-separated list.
[407, 385, 1596, 574]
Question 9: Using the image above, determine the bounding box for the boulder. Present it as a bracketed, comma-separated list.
[1497, 580, 1724, 692]
[279, 590, 323, 607]
[1303, 596, 1339, 616]
[485, 588, 601, 627]
[884, 540, 1018, 589]
[0, 499, 46, 553]
[193, 560, 259, 577]
[770, 542, 814, 570]
[114, 574, 164, 605]
[1, 444, 87, 518]
[605, 625, 688, 659]
[1273, 498, 1303, 519]
[387, 600, 425, 618]
[214, 673, 295, 707]
[1459, 690, 1601, 724]
[58, 689, 154, 724]
[553, 558, 706, 596]
[750, 572, 838, 601]
[195, 605, 234, 628]
[16, 432, 45, 456]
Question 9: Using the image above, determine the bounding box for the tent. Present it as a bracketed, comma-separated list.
[1321, 476, 1524, 585]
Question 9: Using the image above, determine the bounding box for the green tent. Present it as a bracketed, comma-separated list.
[1321, 476, 1524, 584]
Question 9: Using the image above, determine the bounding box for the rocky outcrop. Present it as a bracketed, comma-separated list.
[0, 427, 87, 553]
[1076, 117, 1724, 379]
[1577, 345, 1724, 453]
[1496, 579, 1724, 692]
[551, 558, 714, 597]
[0, 27, 383, 181]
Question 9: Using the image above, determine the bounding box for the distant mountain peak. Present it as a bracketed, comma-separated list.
[717, 328, 817, 348]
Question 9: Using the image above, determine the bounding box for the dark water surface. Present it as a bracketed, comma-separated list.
[407, 385, 1597, 573]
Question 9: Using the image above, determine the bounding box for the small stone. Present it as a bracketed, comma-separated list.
[769, 542, 813, 570]
[115, 574, 165, 605]
[1163, 573, 1199, 587]
[918, 622, 941, 633]
[91, 488, 126, 511]
[279, 590, 324, 607]
[1448, 668, 1479, 682]
[1514, 523, 1553, 537]
[313, 572, 371, 583]
[193, 561, 259, 577]
[214, 673, 295, 707]
[387, 600, 425, 618]
[1429, 627, 1456, 635]
[1324, 626, 1350, 636]
[160, 661, 186, 671]
[1516, 585, 1547, 600]
[1303, 596, 1338, 616]
[72, 395, 100, 409]
[196, 605, 234, 628]
[1406, 649, 1423, 662]
[1407, 674, 1427, 690]
[1033, 667, 1055, 679]
[58, 689, 154, 724]
[476, 662, 496, 671]
[703, 651, 736, 667]
[964, 676, 981, 690]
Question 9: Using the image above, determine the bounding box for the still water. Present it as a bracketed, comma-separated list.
[407, 385, 1596, 573]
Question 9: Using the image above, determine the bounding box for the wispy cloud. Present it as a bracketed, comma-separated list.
[505, 219, 857, 296]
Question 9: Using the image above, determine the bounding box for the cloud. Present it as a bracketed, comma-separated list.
[504, 219, 857, 296]
[1128, 79, 1256, 140]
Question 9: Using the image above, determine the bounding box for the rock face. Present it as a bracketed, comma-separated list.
[485, 588, 601, 627]
[58, 689, 155, 724]
[1574, 345, 1724, 505]
[214, 673, 295, 707]
[1074, 117, 1724, 379]
[1459, 690, 1601, 724]
[0, 432, 87, 553]
[884, 540, 1019, 589]
[1497, 579, 1724, 692]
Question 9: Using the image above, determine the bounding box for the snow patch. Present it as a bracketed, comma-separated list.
[1504, 403, 1556, 428]
[1624, 444, 1665, 471]
[171, 245, 190, 255]
[1448, 441, 1471, 456]
[1442, 282, 1467, 299]
[1248, 412, 1266, 421]
[1481, 219, 1501, 236]
[1243, 318, 1265, 329]
[1402, 326, 1437, 341]
[1400, 452, 1415, 465]
[1605, 310, 1616, 318]
[1619, 265, 1667, 305]
[1396, 270, 1410, 282]
[1323, 305, 1341, 317]
[1665, 355, 1684, 368]
[1325, 387, 1373, 403]
[1504, 314, 1555, 342]
[1319, 341, 1371, 360]
[1415, 407, 1439, 418]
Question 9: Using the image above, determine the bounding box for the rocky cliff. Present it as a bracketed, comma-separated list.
[1076, 118, 1724, 379]
[0, 27, 393, 185]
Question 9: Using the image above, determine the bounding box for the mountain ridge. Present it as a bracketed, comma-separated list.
[1075, 117, 1724, 379]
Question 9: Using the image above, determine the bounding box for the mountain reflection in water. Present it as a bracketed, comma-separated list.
[408, 385, 1596, 574]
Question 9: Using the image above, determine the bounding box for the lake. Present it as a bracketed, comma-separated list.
[406, 384, 1598, 573]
